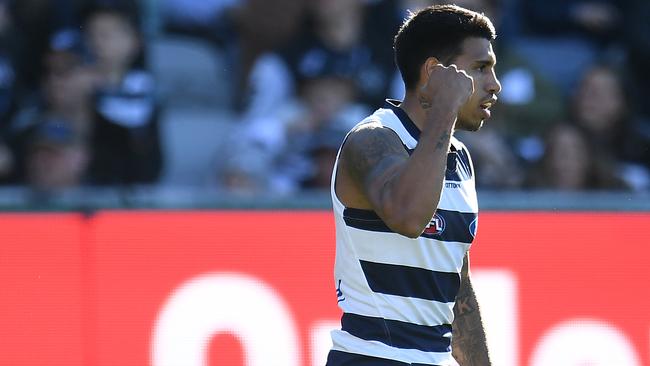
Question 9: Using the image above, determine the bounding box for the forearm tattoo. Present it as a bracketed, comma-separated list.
[435, 131, 451, 151]
[452, 272, 492, 365]
[419, 94, 432, 109]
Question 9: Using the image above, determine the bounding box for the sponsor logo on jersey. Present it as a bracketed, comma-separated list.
[423, 212, 446, 236]
[445, 182, 462, 188]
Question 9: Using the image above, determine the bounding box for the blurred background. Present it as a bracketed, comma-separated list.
[1, 1, 650, 366]
[0, 0, 647, 209]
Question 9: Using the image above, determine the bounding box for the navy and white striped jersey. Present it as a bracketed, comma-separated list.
[327, 100, 478, 366]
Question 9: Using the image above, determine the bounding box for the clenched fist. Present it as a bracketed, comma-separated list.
[418, 60, 474, 118]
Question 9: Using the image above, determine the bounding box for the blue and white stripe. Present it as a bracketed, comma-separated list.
[327, 100, 478, 365]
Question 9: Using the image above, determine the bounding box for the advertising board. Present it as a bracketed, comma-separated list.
[1, 211, 648, 365]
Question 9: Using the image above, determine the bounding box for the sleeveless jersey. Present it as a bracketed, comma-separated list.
[327, 100, 478, 365]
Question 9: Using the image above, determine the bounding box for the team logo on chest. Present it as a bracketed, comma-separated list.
[423, 212, 446, 236]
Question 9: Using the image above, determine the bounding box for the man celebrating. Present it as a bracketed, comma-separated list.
[326, 5, 501, 365]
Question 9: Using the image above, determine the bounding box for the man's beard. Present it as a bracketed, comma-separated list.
[456, 117, 484, 132]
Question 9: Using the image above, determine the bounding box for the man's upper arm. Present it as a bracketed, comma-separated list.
[341, 123, 409, 213]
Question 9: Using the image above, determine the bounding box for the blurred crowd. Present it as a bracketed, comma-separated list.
[0, 0, 648, 199]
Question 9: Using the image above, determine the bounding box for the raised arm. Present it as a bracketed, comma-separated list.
[342, 120, 452, 237]
[451, 253, 492, 365]
[340, 62, 473, 238]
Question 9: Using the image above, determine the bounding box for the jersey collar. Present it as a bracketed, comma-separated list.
[384, 99, 421, 142]
[383, 99, 460, 152]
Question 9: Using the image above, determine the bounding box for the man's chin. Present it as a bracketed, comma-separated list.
[456, 118, 484, 132]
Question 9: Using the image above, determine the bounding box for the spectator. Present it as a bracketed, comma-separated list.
[216, 145, 268, 196]
[24, 119, 89, 193]
[83, 5, 162, 185]
[224, 56, 369, 194]
[525, 64, 649, 191]
[526, 123, 627, 190]
[10, 0, 110, 90]
[42, 30, 95, 139]
[7, 29, 94, 189]
[297, 0, 399, 106]
[571, 65, 626, 146]
[269, 72, 368, 193]
[229, 0, 306, 111]
[241, 0, 393, 124]
[301, 124, 349, 191]
[569, 64, 649, 190]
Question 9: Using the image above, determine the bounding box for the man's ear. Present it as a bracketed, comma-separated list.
[418, 57, 440, 90]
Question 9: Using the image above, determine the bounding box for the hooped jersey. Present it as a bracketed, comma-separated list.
[327, 100, 478, 365]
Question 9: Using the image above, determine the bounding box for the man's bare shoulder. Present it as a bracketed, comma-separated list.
[336, 120, 408, 208]
[340, 120, 408, 184]
[342, 120, 406, 159]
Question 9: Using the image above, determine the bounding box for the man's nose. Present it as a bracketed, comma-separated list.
[488, 72, 502, 94]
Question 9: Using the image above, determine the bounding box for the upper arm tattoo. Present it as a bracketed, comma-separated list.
[342, 124, 409, 192]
